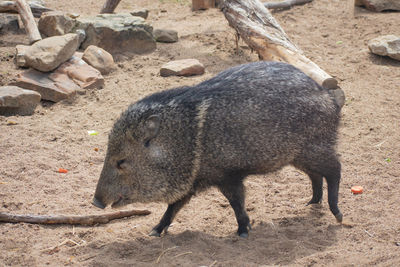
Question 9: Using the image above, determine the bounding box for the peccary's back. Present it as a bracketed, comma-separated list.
[186, 61, 340, 176]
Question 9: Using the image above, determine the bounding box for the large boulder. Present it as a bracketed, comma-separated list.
[74, 13, 156, 55]
[22, 33, 80, 72]
[0, 86, 41, 116]
[368, 35, 400, 61]
[38, 11, 76, 37]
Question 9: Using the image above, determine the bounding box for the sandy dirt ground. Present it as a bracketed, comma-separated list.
[1, 0, 400, 266]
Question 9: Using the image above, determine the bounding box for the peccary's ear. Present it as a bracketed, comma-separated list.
[143, 115, 160, 144]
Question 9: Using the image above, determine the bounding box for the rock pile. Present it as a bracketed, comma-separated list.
[1, 6, 206, 116]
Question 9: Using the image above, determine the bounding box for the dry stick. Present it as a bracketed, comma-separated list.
[100, 0, 122, 14]
[222, 0, 338, 89]
[0, 209, 151, 225]
[0, 1, 52, 17]
[156, 246, 178, 264]
[14, 0, 42, 44]
[264, 0, 313, 10]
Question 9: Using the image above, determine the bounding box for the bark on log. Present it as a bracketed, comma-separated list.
[15, 0, 42, 44]
[0, 1, 53, 17]
[192, 0, 215, 11]
[0, 209, 151, 225]
[100, 0, 122, 14]
[264, 0, 313, 10]
[222, 0, 338, 89]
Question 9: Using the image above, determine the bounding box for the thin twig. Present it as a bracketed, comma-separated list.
[173, 251, 193, 258]
[209, 260, 218, 267]
[364, 229, 374, 237]
[156, 246, 178, 263]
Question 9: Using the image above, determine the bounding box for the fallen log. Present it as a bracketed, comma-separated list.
[0, 209, 151, 225]
[0, 1, 52, 18]
[222, 0, 338, 89]
[264, 0, 313, 10]
[15, 0, 42, 44]
[100, 0, 122, 14]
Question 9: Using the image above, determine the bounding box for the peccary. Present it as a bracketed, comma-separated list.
[93, 61, 343, 237]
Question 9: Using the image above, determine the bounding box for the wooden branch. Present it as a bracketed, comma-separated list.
[0, 209, 151, 226]
[100, 0, 122, 14]
[222, 0, 337, 89]
[0, 1, 52, 18]
[15, 0, 42, 44]
[264, 0, 313, 10]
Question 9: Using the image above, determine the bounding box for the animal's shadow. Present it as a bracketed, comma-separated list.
[81, 210, 341, 267]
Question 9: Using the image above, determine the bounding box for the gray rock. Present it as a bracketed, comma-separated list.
[74, 13, 156, 55]
[0, 86, 41, 116]
[0, 14, 21, 34]
[75, 28, 86, 45]
[14, 69, 78, 102]
[15, 45, 30, 68]
[23, 33, 80, 72]
[14, 52, 104, 102]
[82, 45, 116, 75]
[38, 11, 76, 37]
[153, 29, 178, 43]
[57, 54, 105, 89]
[356, 0, 400, 12]
[160, 59, 205, 77]
[130, 9, 149, 19]
[368, 35, 400, 61]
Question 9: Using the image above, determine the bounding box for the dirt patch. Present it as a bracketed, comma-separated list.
[1, 0, 400, 266]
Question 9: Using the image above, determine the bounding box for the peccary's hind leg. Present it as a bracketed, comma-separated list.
[306, 172, 323, 205]
[294, 151, 342, 222]
[325, 169, 342, 222]
[218, 180, 251, 237]
[149, 194, 192, 237]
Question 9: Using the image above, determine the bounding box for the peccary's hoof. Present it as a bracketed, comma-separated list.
[239, 232, 249, 238]
[335, 212, 343, 223]
[149, 230, 161, 237]
[306, 198, 322, 206]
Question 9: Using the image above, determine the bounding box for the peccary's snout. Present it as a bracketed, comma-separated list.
[92, 196, 106, 209]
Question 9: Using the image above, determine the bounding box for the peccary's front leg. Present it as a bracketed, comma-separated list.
[218, 180, 251, 237]
[149, 194, 192, 237]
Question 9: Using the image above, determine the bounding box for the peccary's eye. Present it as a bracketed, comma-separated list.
[116, 159, 125, 169]
[144, 140, 150, 148]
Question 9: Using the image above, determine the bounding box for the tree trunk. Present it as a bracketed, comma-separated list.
[222, 0, 337, 89]
[14, 0, 42, 44]
[100, 0, 122, 14]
